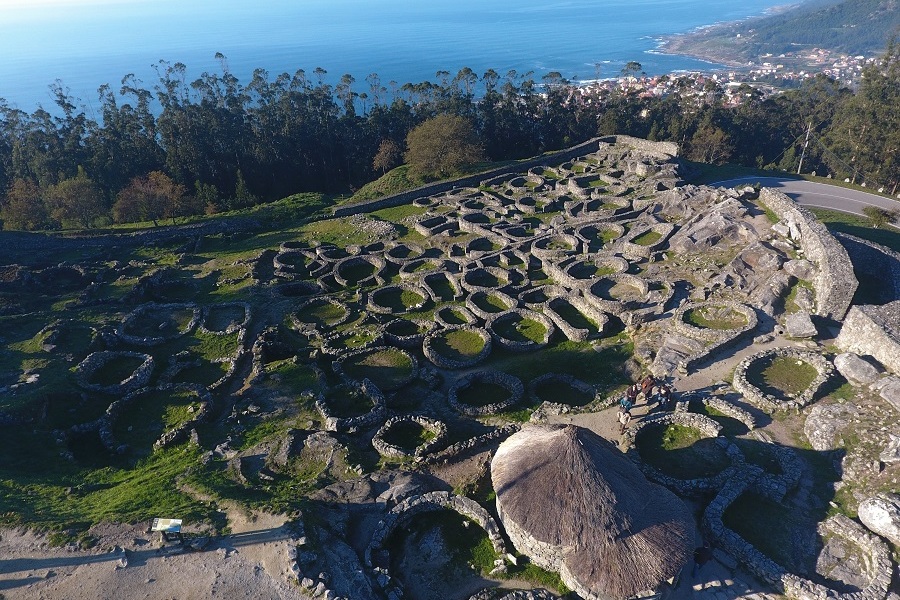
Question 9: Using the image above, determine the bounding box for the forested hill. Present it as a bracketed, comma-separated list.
[667, 0, 900, 63]
[745, 0, 900, 55]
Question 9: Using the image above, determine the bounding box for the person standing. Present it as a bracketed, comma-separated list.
[639, 374, 655, 402]
[617, 407, 632, 434]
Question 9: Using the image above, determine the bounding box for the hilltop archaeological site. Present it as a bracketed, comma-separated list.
[1, 136, 898, 600]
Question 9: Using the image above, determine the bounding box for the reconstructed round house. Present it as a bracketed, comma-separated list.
[491, 424, 695, 600]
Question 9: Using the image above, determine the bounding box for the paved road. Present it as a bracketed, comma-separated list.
[712, 176, 900, 228]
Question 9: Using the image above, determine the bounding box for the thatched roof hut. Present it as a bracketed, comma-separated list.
[491, 424, 695, 600]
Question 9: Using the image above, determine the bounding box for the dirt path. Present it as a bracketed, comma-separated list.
[0, 491, 302, 600]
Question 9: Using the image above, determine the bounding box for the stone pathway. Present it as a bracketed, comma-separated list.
[671, 553, 780, 600]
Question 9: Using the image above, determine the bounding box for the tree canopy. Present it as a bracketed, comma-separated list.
[404, 114, 484, 181]
[1, 42, 900, 230]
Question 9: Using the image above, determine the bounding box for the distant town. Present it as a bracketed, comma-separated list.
[584, 48, 878, 105]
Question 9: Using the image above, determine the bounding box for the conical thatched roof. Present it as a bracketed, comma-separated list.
[491, 424, 694, 600]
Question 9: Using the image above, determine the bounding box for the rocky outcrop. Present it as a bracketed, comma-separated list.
[803, 402, 858, 451]
[858, 493, 900, 546]
[833, 353, 880, 386]
[836, 301, 900, 375]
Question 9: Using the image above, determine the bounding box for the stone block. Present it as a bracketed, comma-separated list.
[785, 312, 817, 338]
[877, 376, 900, 412]
[858, 493, 900, 545]
[833, 352, 880, 386]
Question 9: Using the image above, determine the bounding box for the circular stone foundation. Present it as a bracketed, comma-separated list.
[119, 302, 201, 345]
[321, 323, 384, 356]
[334, 346, 417, 392]
[333, 255, 387, 287]
[75, 351, 155, 394]
[291, 297, 351, 330]
[367, 284, 429, 314]
[733, 348, 833, 413]
[467, 290, 518, 320]
[372, 416, 447, 459]
[448, 370, 524, 416]
[487, 309, 555, 352]
[383, 318, 434, 349]
[423, 326, 492, 369]
[434, 305, 478, 328]
[673, 301, 757, 342]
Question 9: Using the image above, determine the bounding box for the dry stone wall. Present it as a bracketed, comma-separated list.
[758, 189, 857, 320]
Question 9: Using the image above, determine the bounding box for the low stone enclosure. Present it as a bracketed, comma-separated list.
[8, 134, 900, 600]
[733, 348, 835, 413]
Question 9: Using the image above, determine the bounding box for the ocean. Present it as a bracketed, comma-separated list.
[0, 0, 792, 112]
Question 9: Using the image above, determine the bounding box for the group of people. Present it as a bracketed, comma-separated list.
[616, 374, 674, 434]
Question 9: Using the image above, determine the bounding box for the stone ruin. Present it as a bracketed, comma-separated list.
[4, 135, 900, 600]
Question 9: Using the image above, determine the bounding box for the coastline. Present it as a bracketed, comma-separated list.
[653, 0, 813, 70]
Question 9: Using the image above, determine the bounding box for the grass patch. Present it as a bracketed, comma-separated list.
[493, 316, 547, 344]
[472, 293, 509, 314]
[487, 340, 631, 390]
[373, 288, 426, 312]
[349, 165, 420, 202]
[551, 301, 599, 334]
[123, 307, 195, 338]
[341, 348, 413, 390]
[111, 388, 202, 452]
[810, 208, 900, 252]
[381, 421, 436, 453]
[784, 279, 814, 313]
[425, 274, 457, 301]
[294, 300, 348, 327]
[723, 491, 803, 568]
[87, 355, 145, 387]
[431, 329, 486, 360]
[298, 218, 375, 247]
[456, 382, 511, 408]
[631, 230, 662, 246]
[746, 355, 818, 398]
[332, 326, 380, 350]
[340, 261, 377, 285]
[172, 360, 229, 387]
[204, 305, 246, 332]
[323, 387, 374, 418]
[637, 424, 730, 479]
[503, 563, 570, 595]
[372, 203, 430, 223]
[264, 360, 319, 395]
[683, 305, 747, 330]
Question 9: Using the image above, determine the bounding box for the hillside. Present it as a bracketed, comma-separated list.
[663, 0, 900, 65]
[1, 136, 899, 599]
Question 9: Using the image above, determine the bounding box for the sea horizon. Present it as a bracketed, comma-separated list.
[0, 0, 802, 113]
